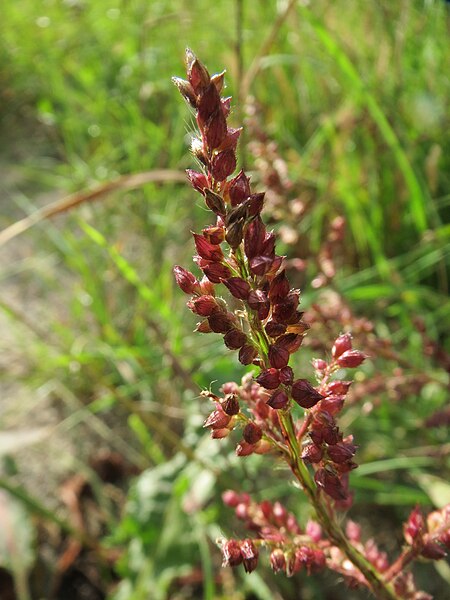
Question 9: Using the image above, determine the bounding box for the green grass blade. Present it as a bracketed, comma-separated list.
[301, 9, 429, 233]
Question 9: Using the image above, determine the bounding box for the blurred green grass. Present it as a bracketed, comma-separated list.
[0, 1, 449, 599]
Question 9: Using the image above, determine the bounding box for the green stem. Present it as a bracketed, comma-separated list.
[233, 246, 250, 279]
[278, 412, 401, 600]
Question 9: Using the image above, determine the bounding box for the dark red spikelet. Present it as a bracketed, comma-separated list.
[202, 261, 232, 283]
[229, 170, 251, 206]
[268, 344, 290, 369]
[186, 49, 210, 94]
[243, 422, 263, 444]
[314, 468, 348, 501]
[204, 189, 226, 216]
[208, 310, 234, 333]
[193, 233, 223, 261]
[332, 333, 352, 359]
[204, 110, 227, 149]
[224, 328, 247, 349]
[186, 169, 208, 193]
[223, 277, 251, 300]
[337, 350, 367, 368]
[211, 149, 237, 181]
[269, 269, 290, 301]
[244, 218, 265, 259]
[240, 539, 259, 573]
[256, 368, 281, 390]
[249, 256, 273, 276]
[173, 265, 200, 294]
[221, 540, 243, 567]
[197, 82, 221, 122]
[187, 295, 218, 316]
[238, 344, 258, 365]
[291, 379, 324, 408]
[267, 389, 289, 409]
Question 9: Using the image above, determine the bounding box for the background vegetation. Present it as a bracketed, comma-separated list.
[0, 1, 449, 599]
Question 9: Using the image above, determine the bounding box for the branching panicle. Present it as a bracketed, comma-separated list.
[172, 49, 449, 600]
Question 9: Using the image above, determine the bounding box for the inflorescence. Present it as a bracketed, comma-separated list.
[172, 49, 449, 599]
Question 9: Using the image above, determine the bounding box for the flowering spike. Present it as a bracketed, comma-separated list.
[171, 52, 434, 599]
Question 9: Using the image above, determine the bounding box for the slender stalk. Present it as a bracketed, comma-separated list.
[383, 547, 419, 584]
